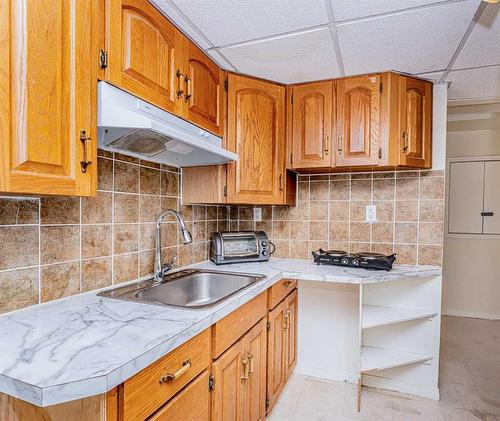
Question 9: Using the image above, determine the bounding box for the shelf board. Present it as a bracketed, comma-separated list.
[361, 346, 433, 372]
[362, 305, 437, 329]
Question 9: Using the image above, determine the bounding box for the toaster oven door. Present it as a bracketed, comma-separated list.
[221, 232, 259, 258]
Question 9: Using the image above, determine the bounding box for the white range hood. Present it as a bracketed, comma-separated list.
[97, 82, 237, 167]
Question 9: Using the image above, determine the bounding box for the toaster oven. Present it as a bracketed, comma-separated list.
[210, 231, 270, 265]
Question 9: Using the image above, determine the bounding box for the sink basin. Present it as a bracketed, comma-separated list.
[98, 269, 265, 309]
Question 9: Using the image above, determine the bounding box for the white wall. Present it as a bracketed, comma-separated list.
[443, 102, 500, 319]
[432, 83, 448, 170]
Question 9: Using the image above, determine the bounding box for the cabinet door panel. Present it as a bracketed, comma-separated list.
[285, 290, 298, 381]
[336, 75, 380, 167]
[106, 0, 178, 113]
[398, 76, 432, 168]
[244, 319, 267, 421]
[0, 0, 97, 195]
[448, 161, 484, 234]
[227, 74, 286, 204]
[267, 300, 287, 412]
[483, 161, 500, 235]
[292, 82, 333, 168]
[185, 43, 224, 136]
[212, 339, 245, 421]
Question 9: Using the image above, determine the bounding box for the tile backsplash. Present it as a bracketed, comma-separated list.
[0, 150, 229, 315]
[229, 171, 445, 266]
[0, 153, 444, 315]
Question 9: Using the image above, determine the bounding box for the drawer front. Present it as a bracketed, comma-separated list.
[123, 329, 211, 421]
[212, 292, 267, 359]
[148, 371, 210, 421]
[268, 279, 297, 310]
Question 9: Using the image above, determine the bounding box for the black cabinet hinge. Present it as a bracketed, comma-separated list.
[267, 321, 271, 331]
[223, 185, 227, 197]
[379, 82, 383, 93]
[265, 397, 270, 410]
[209, 374, 215, 391]
[378, 147, 382, 159]
[99, 49, 108, 69]
[224, 79, 228, 92]
[290, 153, 293, 166]
[291, 93, 293, 104]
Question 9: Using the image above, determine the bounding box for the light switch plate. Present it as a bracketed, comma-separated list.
[366, 205, 377, 223]
[253, 207, 262, 222]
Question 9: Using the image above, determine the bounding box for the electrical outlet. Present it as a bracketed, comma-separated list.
[365, 205, 377, 223]
[253, 207, 262, 222]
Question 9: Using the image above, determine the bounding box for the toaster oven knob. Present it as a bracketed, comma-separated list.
[262, 250, 268, 256]
[261, 240, 268, 247]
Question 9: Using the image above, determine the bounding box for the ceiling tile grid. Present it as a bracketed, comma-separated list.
[447, 66, 500, 101]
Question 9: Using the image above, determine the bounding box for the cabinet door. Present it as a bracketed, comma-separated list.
[398, 76, 432, 168]
[0, 0, 97, 196]
[267, 300, 287, 412]
[483, 161, 500, 235]
[336, 75, 380, 167]
[285, 290, 298, 381]
[149, 371, 210, 421]
[211, 339, 245, 421]
[243, 319, 267, 421]
[292, 82, 333, 169]
[182, 165, 227, 204]
[183, 42, 225, 136]
[226, 74, 286, 204]
[106, 0, 180, 113]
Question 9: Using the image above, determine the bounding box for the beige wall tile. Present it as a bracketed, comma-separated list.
[351, 180, 371, 201]
[82, 225, 112, 259]
[419, 200, 444, 222]
[290, 202, 309, 220]
[217, 206, 228, 220]
[41, 262, 80, 302]
[372, 223, 394, 243]
[114, 161, 139, 193]
[350, 201, 370, 222]
[239, 220, 255, 231]
[274, 221, 291, 239]
[418, 245, 443, 266]
[374, 201, 394, 222]
[330, 180, 349, 200]
[350, 222, 370, 242]
[273, 206, 291, 220]
[0, 198, 39, 225]
[0, 268, 39, 314]
[330, 201, 349, 221]
[371, 243, 394, 255]
[113, 253, 138, 284]
[310, 201, 328, 221]
[193, 205, 207, 221]
[329, 223, 349, 241]
[291, 221, 308, 240]
[178, 244, 193, 266]
[162, 197, 180, 217]
[297, 182, 310, 201]
[114, 194, 139, 223]
[114, 224, 138, 254]
[328, 241, 349, 252]
[161, 171, 179, 196]
[139, 251, 155, 277]
[395, 223, 417, 244]
[140, 167, 161, 195]
[82, 192, 112, 224]
[239, 207, 253, 220]
[161, 222, 178, 248]
[115, 152, 139, 163]
[420, 177, 444, 199]
[0, 226, 39, 270]
[140, 159, 160, 169]
[256, 220, 272, 234]
[310, 181, 329, 200]
[272, 240, 290, 258]
[207, 206, 218, 221]
[140, 223, 156, 251]
[140, 195, 161, 223]
[81, 257, 112, 292]
[396, 178, 418, 200]
[41, 226, 79, 264]
[41, 197, 80, 225]
[193, 221, 207, 242]
[193, 242, 207, 262]
[419, 223, 444, 245]
[373, 179, 395, 201]
[309, 222, 327, 241]
[396, 201, 418, 222]
[290, 241, 309, 260]
[97, 158, 113, 191]
[394, 244, 417, 265]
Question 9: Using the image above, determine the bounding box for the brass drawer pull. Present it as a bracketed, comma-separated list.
[176, 70, 184, 99]
[241, 355, 249, 380]
[284, 312, 290, 330]
[247, 352, 254, 375]
[184, 75, 192, 102]
[402, 131, 408, 152]
[159, 359, 191, 384]
[80, 130, 92, 173]
[324, 134, 329, 155]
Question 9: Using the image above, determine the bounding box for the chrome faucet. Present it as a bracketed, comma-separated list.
[154, 209, 192, 281]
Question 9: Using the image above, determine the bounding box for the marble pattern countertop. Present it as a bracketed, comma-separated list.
[0, 258, 441, 407]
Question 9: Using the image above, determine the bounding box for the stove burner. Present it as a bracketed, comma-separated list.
[320, 249, 347, 257]
[312, 249, 396, 271]
[354, 252, 386, 260]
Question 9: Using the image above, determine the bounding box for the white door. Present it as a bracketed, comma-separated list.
[483, 161, 500, 235]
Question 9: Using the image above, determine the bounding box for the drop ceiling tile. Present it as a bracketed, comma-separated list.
[169, 0, 329, 47]
[337, 0, 480, 76]
[219, 28, 340, 84]
[454, 4, 500, 69]
[150, 0, 211, 49]
[331, 0, 450, 22]
[447, 66, 500, 101]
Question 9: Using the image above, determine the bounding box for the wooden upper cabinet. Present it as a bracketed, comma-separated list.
[226, 74, 286, 204]
[291, 82, 333, 169]
[336, 75, 381, 167]
[0, 0, 97, 196]
[105, 0, 180, 113]
[398, 76, 432, 168]
[183, 41, 224, 136]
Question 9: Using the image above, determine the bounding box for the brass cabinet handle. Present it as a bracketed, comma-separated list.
[337, 134, 343, 154]
[286, 310, 292, 330]
[402, 131, 408, 152]
[283, 280, 293, 289]
[247, 352, 254, 375]
[80, 130, 92, 173]
[159, 359, 191, 384]
[284, 312, 290, 330]
[279, 174, 284, 191]
[241, 354, 249, 380]
[176, 70, 184, 99]
[324, 134, 329, 155]
[184, 75, 192, 102]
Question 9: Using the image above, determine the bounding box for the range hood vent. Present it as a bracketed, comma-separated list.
[97, 82, 237, 167]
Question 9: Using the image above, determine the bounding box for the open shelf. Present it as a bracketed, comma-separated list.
[362, 305, 437, 329]
[361, 346, 433, 372]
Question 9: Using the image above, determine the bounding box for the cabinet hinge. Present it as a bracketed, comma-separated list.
[266, 321, 271, 331]
[379, 82, 383, 93]
[265, 398, 270, 410]
[209, 374, 215, 391]
[291, 93, 293, 104]
[224, 79, 228, 92]
[290, 153, 293, 166]
[378, 147, 382, 159]
[223, 185, 227, 197]
[99, 49, 108, 69]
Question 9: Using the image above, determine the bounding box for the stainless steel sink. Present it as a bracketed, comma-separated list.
[98, 269, 265, 309]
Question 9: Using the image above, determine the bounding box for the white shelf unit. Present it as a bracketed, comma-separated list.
[361, 346, 433, 372]
[362, 305, 438, 329]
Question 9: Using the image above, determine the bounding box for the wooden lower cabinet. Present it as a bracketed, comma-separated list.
[148, 371, 210, 421]
[212, 318, 267, 421]
[267, 289, 298, 413]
